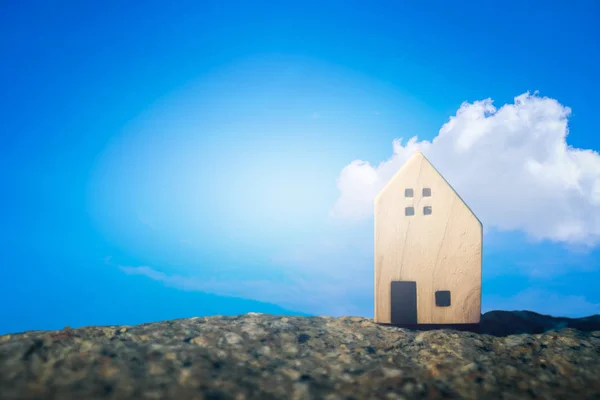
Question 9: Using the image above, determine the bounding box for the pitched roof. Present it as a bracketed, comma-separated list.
[375, 150, 482, 227]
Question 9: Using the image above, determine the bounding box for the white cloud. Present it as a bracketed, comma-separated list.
[331, 92, 600, 246]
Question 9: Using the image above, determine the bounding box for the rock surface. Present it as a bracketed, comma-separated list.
[1, 310, 600, 400]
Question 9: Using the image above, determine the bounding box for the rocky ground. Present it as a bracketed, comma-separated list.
[1, 310, 599, 400]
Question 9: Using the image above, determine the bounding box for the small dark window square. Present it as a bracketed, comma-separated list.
[423, 188, 431, 197]
[405, 207, 414, 216]
[423, 206, 432, 215]
[435, 290, 451, 307]
[405, 188, 413, 197]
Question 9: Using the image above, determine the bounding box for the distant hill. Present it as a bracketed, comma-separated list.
[0, 263, 309, 335]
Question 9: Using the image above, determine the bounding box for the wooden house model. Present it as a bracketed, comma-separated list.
[374, 150, 482, 325]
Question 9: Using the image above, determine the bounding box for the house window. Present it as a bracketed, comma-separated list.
[423, 206, 432, 215]
[405, 188, 414, 197]
[435, 290, 451, 307]
[405, 206, 414, 216]
[423, 188, 431, 197]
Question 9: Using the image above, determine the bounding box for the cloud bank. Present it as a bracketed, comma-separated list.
[331, 92, 600, 246]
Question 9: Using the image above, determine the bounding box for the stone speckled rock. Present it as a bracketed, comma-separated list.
[1, 311, 599, 399]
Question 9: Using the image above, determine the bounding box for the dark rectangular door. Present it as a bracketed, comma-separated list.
[390, 281, 417, 324]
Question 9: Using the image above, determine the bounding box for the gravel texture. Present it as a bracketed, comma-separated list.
[1, 310, 599, 400]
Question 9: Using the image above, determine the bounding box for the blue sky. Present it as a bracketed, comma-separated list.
[1, 1, 599, 334]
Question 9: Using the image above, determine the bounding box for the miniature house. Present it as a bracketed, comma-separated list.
[374, 150, 482, 325]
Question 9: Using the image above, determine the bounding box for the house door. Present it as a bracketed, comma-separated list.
[390, 281, 417, 324]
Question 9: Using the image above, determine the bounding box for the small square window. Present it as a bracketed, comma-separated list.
[405, 188, 414, 197]
[405, 207, 414, 216]
[423, 206, 432, 215]
[435, 290, 451, 307]
[423, 188, 431, 197]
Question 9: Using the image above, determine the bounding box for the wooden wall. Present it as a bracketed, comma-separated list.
[374, 152, 482, 324]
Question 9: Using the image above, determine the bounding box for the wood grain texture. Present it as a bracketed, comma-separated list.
[374, 151, 482, 324]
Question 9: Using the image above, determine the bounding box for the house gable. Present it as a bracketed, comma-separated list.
[374, 151, 482, 324]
